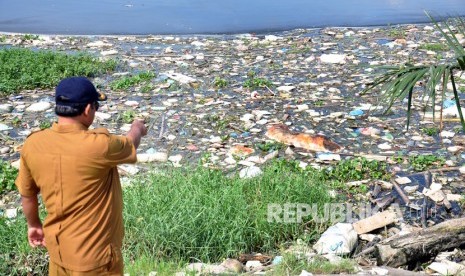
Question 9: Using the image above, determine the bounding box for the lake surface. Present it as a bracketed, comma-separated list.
[1, 0, 465, 35]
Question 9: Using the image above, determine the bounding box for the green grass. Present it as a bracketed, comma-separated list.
[123, 161, 333, 267]
[109, 71, 156, 91]
[22, 34, 39, 41]
[421, 126, 440, 136]
[256, 141, 285, 152]
[408, 154, 445, 171]
[243, 77, 274, 90]
[0, 158, 389, 274]
[321, 157, 390, 182]
[387, 27, 406, 39]
[213, 77, 228, 89]
[0, 160, 17, 194]
[419, 43, 449, 52]
[270, 254, 357, 275]
[121, 110, 136, 124]
[39, 120, 52, 130]
[0, 48, 116, 94]
[0, 216, 48, 275]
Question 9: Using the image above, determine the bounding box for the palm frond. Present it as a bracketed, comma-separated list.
[364, 14, 465, 131]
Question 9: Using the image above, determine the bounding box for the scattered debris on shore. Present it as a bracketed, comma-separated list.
[2, 22, 465, 274]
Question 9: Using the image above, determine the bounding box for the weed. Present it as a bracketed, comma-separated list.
[0, 48, 116, 94]
[39, 120, 52, 130]
[11, 117, 21, 127]
[387, 27, 406, 39]
[0, 160, 17, 194]
[213, 77, 228, 89]
[314, 100, 325, 107]
[140, 83, 155, 93]
[409, 154, 445, 171]
[322, 157, 390, 182]
[121, 110, 136, 124]
[419, 43, 448, 52]
[256, 141, 285, 152]
[22, 34, 39, 41]
[205, 114, 233, 131]
[271, 254, 357, 275]
[421, 127, 439, 136]
[0, 36, 5, 43]
[243, 77, 274, 90]
[109, 71, 155, 91]
[123, 161, 333, 263]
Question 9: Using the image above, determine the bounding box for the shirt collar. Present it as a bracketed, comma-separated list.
[51, 122, 89, 133]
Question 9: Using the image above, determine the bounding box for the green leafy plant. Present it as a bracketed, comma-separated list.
[322, 157, 390, 181]
[39, 120, 52, 130]
[387, 27, 406, 39]
[121, 110, 136, 124]
[419, 43, 449, 52]
[140, 83, 155, 93]
[213, 77, 228, 89]
[409, 154, 445, 171]
[0, 36, 5, 43]
[109, 71, 155, 91]
[22, 34, 39, 41]
[11, 117, 21, 127]
[256, 141, 285, 152]
[364, 14, 465, 131]
[0, 48, 116, 94]
[243, 77, 274, 90]
[421, 126, 440, 136]
[0, 160, 18, 194]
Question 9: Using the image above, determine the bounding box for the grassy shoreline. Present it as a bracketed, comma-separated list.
[0, 158, 388, 275]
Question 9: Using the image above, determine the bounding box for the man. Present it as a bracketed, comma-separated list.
[15, 77, 147, 275]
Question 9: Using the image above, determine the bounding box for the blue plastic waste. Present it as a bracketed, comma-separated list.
[349, 109, 364, 116]
[443, 99, 456, 109]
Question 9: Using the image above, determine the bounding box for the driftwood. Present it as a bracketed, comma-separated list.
[376, 217, 465, 267]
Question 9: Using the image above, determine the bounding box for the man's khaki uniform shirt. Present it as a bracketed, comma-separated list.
[15, 123, 136, 271]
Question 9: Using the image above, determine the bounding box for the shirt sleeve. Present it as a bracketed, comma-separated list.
[105, 134, 137, 166]
[15, 153, 39, 197]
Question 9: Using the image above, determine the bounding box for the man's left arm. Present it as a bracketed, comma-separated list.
[21, 195, 46, 247]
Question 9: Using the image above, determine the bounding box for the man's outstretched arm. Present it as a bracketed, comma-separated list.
[21, 195, 46, 247]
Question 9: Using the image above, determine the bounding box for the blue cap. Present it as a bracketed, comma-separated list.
[55, 77, 107, 106]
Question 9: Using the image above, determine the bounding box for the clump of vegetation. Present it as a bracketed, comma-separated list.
[419, 43, 449, 52]
[22, 34, 39, 41]
[0, 36, 6, 43]
[140, 83, 155, 93]
[256, 141, 285, 152]
[39, 120, 52, 130]
[0, 160, 17, 194]
[421, 126, 440, 136]
[322, 157, 390, 182]
[0, 48, 116, 94]
[272, 254, 357, 275]
[0, 157, 393, 274]
[123, 161, 333, 266]
[409, 154, 445, 171]
[387, 27, 406, 39]
[121, 109, 136, 124]
[243, 77, 274, 90]
[109, 71, 155, 91]
[205, 113, 233, 131]
[213, 77, 228, 89]
[11, 117, 21, 127]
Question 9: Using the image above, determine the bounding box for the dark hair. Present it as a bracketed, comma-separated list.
[55, 103, 87, 117]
